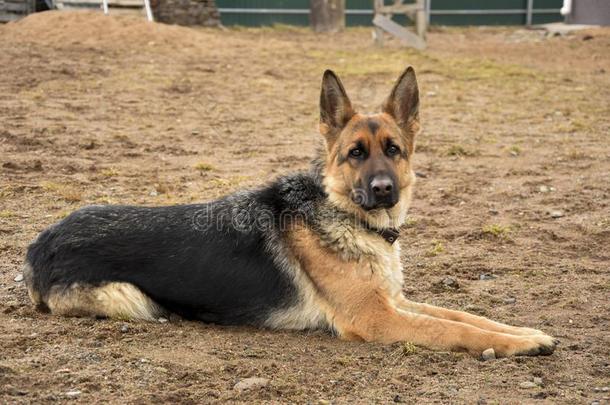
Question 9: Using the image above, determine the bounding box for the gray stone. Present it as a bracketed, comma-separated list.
[442, 277, 459, 289]
[549, 210, 565, 218]
[233, 377, 269, 391]
[120, 324, 130, 333]
[5, 386, 28, 396]
[479, 273, 497, 281]
[504, 297, 517, 304]
[14, 273, 24, 282]
[65, 390, 81, 398]
[481, 348, 496, 361]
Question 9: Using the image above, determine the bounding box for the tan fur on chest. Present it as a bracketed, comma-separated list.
[287, 225, 404, 338]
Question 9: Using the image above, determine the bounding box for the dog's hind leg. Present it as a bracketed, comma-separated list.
[45, 282, 163, 321]
[396, 299, 547, 337]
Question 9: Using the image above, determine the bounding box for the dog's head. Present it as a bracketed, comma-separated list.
[318, 67, 420, 229]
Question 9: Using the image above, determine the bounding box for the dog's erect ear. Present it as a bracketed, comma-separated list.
[383, 67, 420, 132]
[319, 70, 355, 138]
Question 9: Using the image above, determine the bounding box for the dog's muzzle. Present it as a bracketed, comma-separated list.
[352, 174, 399, 211]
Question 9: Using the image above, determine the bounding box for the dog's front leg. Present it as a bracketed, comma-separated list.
[395, 299, 549, 337]
[332, 295, 558, 357]
[288, 227, 557, 356]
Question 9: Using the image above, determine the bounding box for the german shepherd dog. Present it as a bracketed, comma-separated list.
[24, 67, 558, 357]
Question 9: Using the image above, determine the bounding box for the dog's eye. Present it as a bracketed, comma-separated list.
[387, 145, 400, 156]
[350, 148, 364, 158]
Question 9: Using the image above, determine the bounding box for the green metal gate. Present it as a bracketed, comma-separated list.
[215, 0, 563, 26]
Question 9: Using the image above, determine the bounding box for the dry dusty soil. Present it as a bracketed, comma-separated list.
[1, 11, 609, 404]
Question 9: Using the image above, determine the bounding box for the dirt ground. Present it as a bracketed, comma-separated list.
[1, 11, 609, 404]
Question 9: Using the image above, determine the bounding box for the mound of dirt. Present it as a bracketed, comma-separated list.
[0, 10, 207, 50]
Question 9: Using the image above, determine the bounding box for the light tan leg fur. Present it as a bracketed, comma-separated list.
[396, 300, 546, 337]
[288, 226, 557, 357]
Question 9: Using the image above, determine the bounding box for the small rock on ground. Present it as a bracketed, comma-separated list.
[519, 381, 538, 389]
[65, 390, 81, 398]
[441, 277, 459, 289]
[120, 324, 129, 333]
[481, 348, 496, 361]
[504, 297, 517, 304]
[479, 273, 497, 281]
[234, 377, 269, 391]
[14, 274, 24, 282]
[5, 386, 28, 396]
[549, 210, 564, 218]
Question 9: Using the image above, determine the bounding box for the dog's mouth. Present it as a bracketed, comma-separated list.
[359, 200, 398, 212]
[350, 189, 398, 211]
[363, 200, 397, 211]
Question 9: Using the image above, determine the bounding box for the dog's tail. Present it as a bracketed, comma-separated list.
[23, 261, 45, 310]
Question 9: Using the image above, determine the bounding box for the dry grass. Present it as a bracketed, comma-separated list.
[194, 162, 216, 172]
[100, 168, 119, 177]
[446, 145, 477, 157]
[40, 181, 82, 202]
[401, 342, 417, 356]
[0, 210, 16, 218]
[482, 224, 511, 238]
[507, 145, 521, 156]
[426, 240, 445, 256]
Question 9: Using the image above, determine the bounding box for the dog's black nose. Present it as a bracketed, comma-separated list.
[370, 175, 393, 198]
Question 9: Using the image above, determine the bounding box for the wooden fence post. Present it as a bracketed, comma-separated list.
[373, 0, 385, 45]
[310, 0, 345, 33]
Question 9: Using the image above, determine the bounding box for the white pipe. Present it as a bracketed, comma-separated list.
[102, 0, 108, 15]
[560, 0, 572, 16]
[144, 0, 153, 22]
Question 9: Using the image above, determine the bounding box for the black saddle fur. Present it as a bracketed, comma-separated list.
[26, 171, 326, 325]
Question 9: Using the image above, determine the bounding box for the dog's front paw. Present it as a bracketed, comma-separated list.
[513, 334, 559, 357]
[494, 334, 559, 357]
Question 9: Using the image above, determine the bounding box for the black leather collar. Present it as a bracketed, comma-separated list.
[364, 225, 400, 245]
